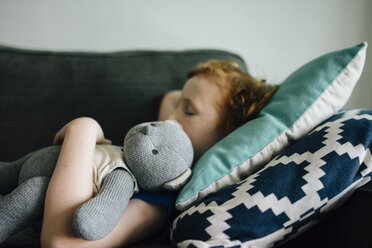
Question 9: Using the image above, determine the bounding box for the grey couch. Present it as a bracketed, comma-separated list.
[0, 46, 246, 247]
[0, 46, 371, 247]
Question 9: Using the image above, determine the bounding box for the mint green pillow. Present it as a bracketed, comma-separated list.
[176, 42, 368, 211]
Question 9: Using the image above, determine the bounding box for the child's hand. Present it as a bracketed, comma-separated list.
[53, 117, 112, 145]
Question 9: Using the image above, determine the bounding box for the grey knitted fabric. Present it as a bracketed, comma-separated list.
[0, 120, 193, 243]
[124, 120, 193, 191]
[0, 146, 132, 243]
[0, 146, 58, 243]
[73, 169, 134, 241]
[0, 176, 49, 243]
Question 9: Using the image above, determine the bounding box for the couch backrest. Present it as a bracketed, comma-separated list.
[0, 46, 246, 161]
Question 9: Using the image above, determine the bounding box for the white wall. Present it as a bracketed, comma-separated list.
[0, 0, 371, 108]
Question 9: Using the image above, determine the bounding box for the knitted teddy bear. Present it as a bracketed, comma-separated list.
[0, 120, 193, 242]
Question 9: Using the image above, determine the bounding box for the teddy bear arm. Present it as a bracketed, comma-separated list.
[0, 176, 49, 243]
[73, 168, 135, 241]
[18, 146, 61, 184]
[0, 147, 44, 194]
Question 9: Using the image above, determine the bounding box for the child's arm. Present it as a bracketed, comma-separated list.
[41, 118, 104, 243]
[158, 90, 181, 121]
[52, 117, 112, 146]
[41, 118, 108, 246]
[41, 118, 168, 247]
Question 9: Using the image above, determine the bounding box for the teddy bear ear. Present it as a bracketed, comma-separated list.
[162, 168, 192, 191]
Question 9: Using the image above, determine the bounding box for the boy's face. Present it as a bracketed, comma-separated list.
[168, 74, 223, 160]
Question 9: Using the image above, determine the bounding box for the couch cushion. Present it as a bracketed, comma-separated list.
[0, 47, 245, 161]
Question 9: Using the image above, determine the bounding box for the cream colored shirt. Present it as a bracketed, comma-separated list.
[92, 144, 139, 195]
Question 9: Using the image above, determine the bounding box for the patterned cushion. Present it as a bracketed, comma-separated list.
[171, 109, 372, 247]
[176, 42, 368, 211]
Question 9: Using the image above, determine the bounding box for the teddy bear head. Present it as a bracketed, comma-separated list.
[123, 120, 194, 191]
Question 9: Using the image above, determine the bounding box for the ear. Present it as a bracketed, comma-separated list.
[162, 168, 192, 191]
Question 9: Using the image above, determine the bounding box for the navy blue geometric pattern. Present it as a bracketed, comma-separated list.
[203, 180, 246, 206]
[171, 110, 372, 247]
[172, 209, 214, 244]
[225, 204, 290, 242]
[247, 160, 309, 204]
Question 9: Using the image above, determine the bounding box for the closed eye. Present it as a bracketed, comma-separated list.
[183, 99, 197, 116]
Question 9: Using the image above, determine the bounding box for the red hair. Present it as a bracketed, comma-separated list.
[187, 60, 278, 136]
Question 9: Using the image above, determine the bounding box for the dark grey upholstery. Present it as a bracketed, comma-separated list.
[0, 47, 246, 161]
